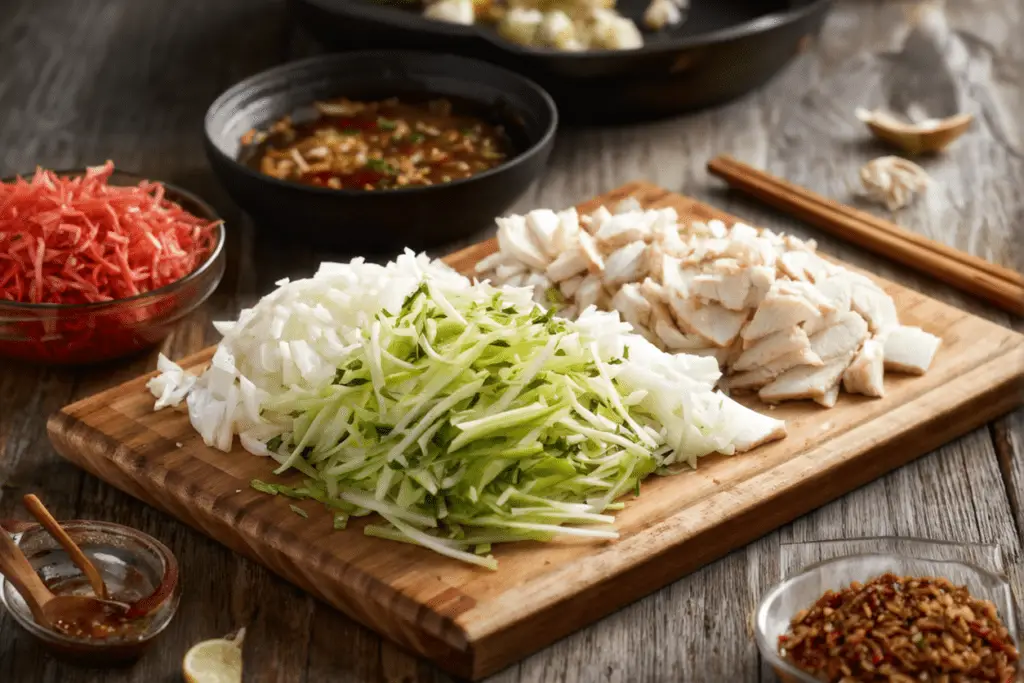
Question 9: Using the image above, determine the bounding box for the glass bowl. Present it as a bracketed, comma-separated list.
[0, 169, 225, 365]
[755, 537, 1021, 683]
[0, 520, 181, 665]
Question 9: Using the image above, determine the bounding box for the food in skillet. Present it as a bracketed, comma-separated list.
[477, 198, 943, 407]
[147, 251, 786, 568]
[778, 573, 1019, 682]
[244, 97, 510, 191]
[420, 0, 689, 51]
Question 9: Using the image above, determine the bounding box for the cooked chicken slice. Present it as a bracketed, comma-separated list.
[742, 265, 776, 309]
[778, 281, 836, 315]
[559, 274, 584, 299]
[639, 277, 666, 304]
[758, 352, 855, 404]
[611, 283, 652, 330]
[596, 212, 653, 250]
[546, 246, 589, 282]
[551, 208, 582, 253]
[525, 209, 561, 259]
[688, 345, 736, 366]
[718, 399, 788, 452]
[690, 261, 751, 311]
[742, 287, 821, 341]
[585, 206, 613, 235]
[560, 304, 578, 319]
[650, 301, 708, 351]
[578, 231, 605, 274]
[780, 251, 835, 283]
[659, 254, 687, 292]
[604, 240, 648, 286]
[655, 319, 709, 352]
[666, 291, 748, 347]
[814, 382, 841, 408]
[851, 284, 898, 334]
[575, 274, 604, 313]
[720, 347, 824, 391]
[803, 310, 841, 337]
[882, 326, 941, 375]
[832, 272, 898, 333]
[496, 215, 549, 270]
[808, 311, 869, 361]
[652, 222, 689, 258]
[733, 327, 812, 372]
[842, 337, 885, 397]
[814, 276, 853, 315]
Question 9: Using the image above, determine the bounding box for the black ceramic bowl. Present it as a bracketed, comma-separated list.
[204, 51, 558, 253]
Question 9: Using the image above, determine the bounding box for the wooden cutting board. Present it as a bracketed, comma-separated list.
[48, 182, 1024, 680]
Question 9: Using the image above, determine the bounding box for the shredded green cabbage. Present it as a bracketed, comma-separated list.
[250, 283, 667, 569]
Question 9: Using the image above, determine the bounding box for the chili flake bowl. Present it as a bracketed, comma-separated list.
[203, 51, 557, 253]
[0, 169, 225, 366]
[754, 538, 1021, 683]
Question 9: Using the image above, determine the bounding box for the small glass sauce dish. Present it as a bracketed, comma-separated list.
[0, 520, 181, 665]
[754, 537, 1021, 683]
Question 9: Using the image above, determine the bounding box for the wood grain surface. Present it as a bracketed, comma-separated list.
[46, 182, 1024, 679]
[1, 1, 1022, 682]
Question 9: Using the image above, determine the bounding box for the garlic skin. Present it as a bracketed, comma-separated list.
[858, 156, 931, 211]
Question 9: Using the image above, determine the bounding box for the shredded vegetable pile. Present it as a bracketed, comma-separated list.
[150, 252, 784, 568]
[0, 161, 219, 304]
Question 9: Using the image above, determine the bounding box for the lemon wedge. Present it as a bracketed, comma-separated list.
[183, 628, 245, 683]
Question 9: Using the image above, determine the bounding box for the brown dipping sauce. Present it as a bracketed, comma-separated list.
[244, 97, 512, 191]
[46, 572, 150, 642]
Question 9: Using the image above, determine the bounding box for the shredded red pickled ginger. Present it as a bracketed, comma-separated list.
[0, 161, 219, 305]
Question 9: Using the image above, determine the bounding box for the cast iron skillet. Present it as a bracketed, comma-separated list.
[203, 52, 557, 253]
[289, 0, 833, 124]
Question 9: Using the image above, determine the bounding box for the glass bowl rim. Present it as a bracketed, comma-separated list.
[755, 547, 1018, 683]
[0, 167, 225, 313]
[0, 519, 181, 648]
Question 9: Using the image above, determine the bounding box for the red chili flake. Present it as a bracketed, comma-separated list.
[0, 161, 219, 305]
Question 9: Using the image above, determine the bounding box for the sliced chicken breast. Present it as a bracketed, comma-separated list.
[496, 215, 549, 270]
[758, 352, 855, 403]
[742, 289, 821, 341]
[842, 337, 885, 397]
[720, 347, 823, 391]
[808, 311, 869, 361]
[732, 327, 812, 372]
[883, 326, 942, 375]
[604, 240, 648, 286]
[814, 382, 841, 408]
[667, 291, 748, 348]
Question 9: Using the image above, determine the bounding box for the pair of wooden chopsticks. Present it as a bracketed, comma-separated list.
[707, 155, 1024, 316]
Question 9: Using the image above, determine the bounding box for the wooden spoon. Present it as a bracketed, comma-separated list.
[855, 108, 972, 155]
[0, 527, 128, 636]
[22, 495, 108, 600]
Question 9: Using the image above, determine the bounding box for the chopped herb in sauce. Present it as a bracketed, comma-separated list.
[246, 97, 511, 191]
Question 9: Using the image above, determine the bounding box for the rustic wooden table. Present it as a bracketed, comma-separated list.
[1, 1, 1021, 681]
